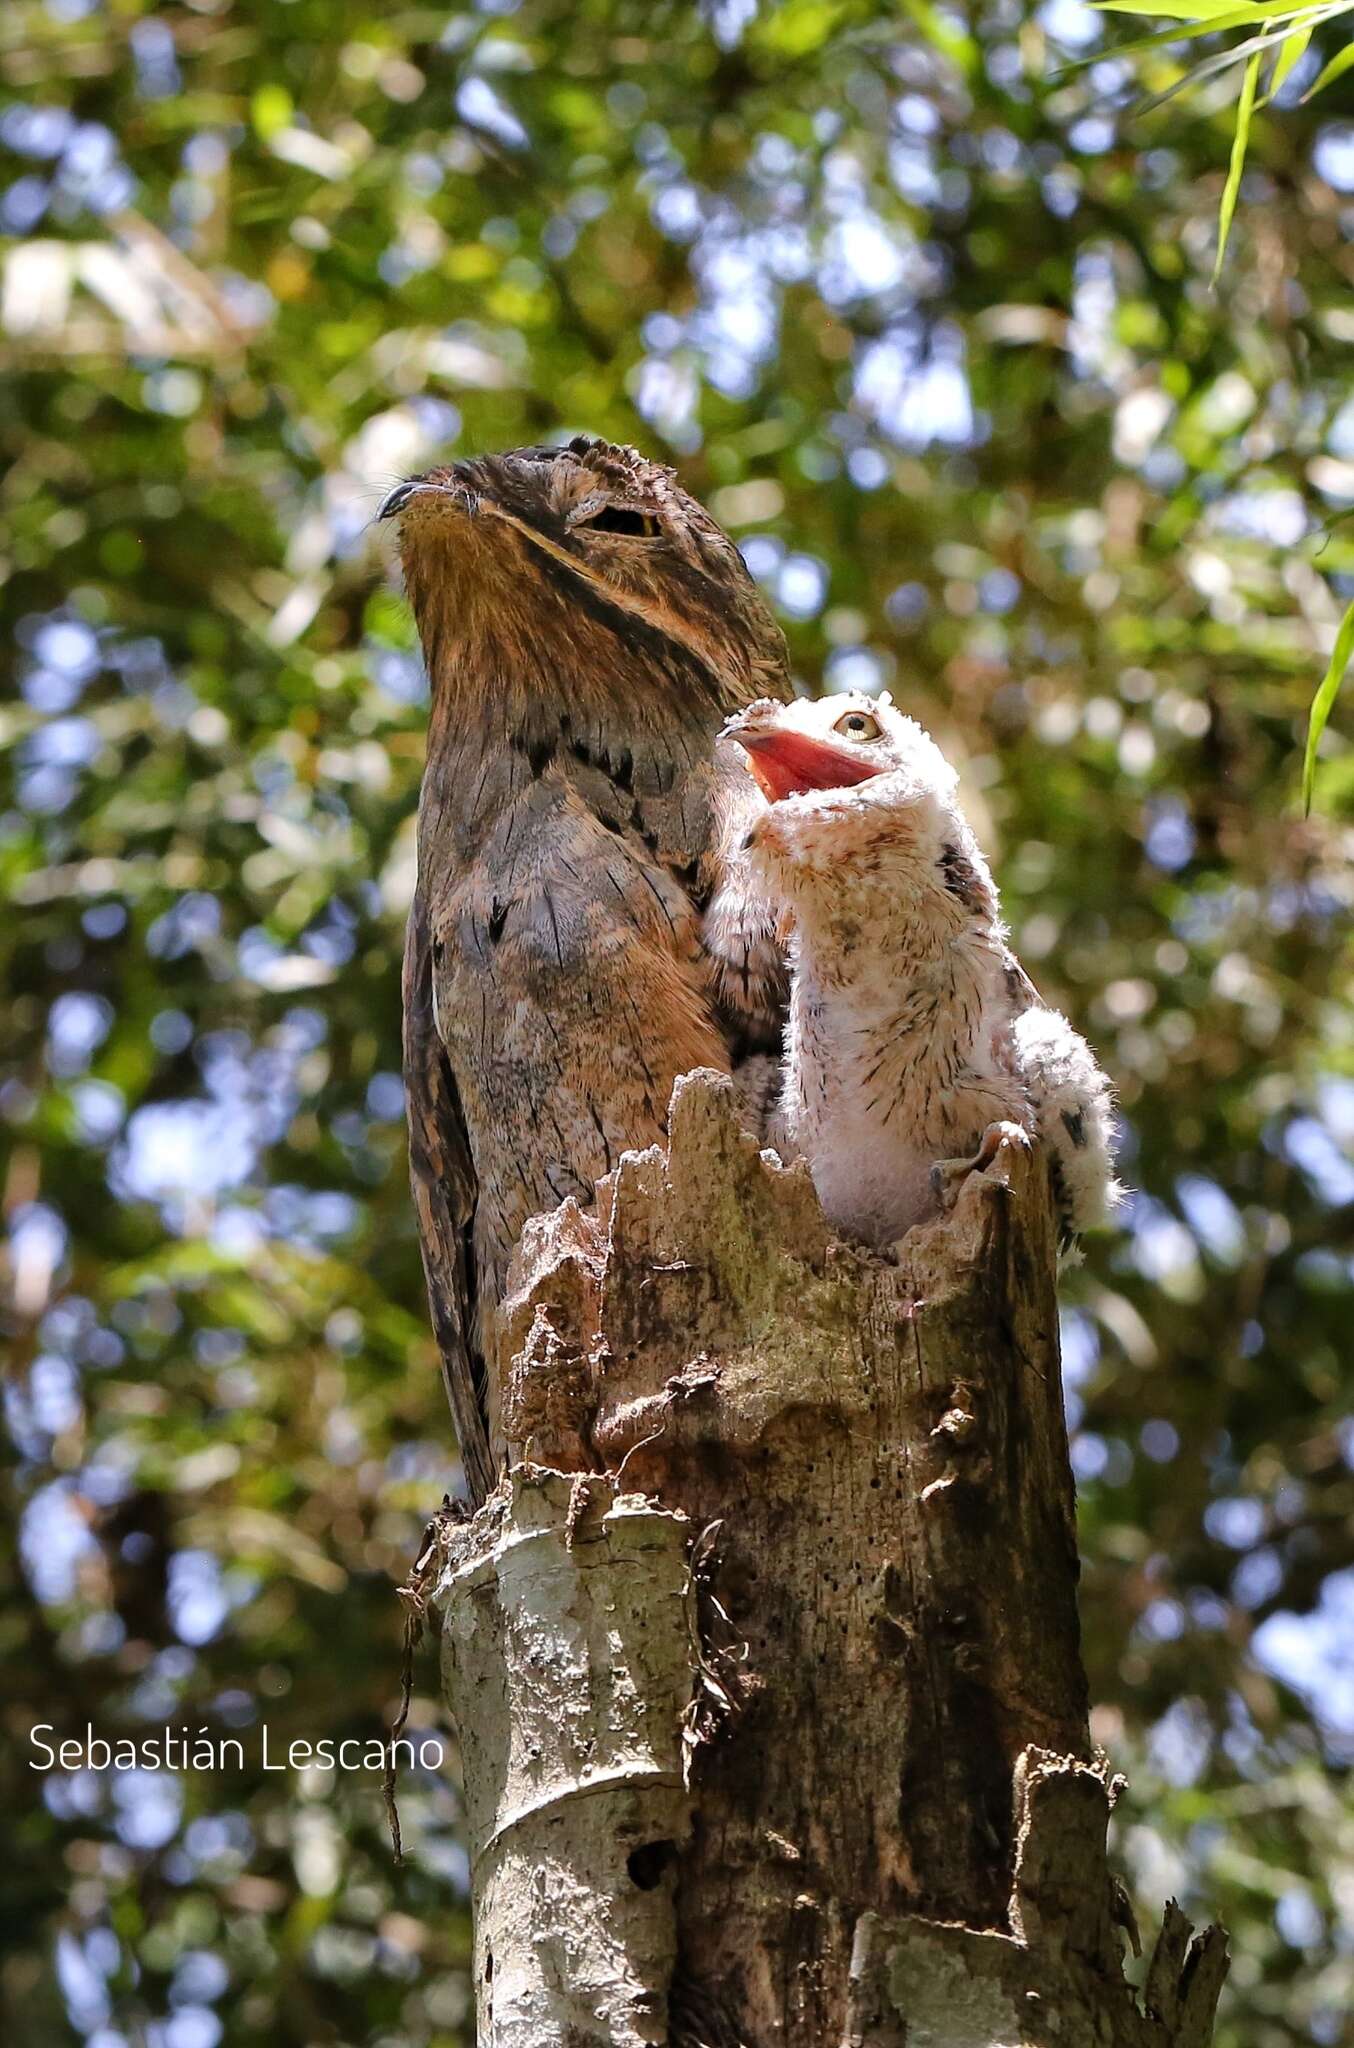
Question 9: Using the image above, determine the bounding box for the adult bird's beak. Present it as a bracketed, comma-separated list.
[377, 479, 417, 521]
[732, 727, 886, 803]
[377, 472, 481, 522]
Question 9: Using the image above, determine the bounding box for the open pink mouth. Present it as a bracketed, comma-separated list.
[733, 729, 886, 804]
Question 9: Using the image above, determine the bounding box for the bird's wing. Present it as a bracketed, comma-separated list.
[699, 738, 789, 1047]
[996, 948, 1122, 1251]
[998, 943, 1047, 1018]
[402, 894, 495, 1505]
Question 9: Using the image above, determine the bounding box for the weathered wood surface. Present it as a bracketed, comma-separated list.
[427, 1069, 1226, 2046]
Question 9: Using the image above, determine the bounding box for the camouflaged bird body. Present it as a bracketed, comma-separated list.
[389, 439, 790, 1497]
[424, 722, 757, 1265]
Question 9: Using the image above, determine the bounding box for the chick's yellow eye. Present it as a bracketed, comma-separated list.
[832, 710, 882, 741]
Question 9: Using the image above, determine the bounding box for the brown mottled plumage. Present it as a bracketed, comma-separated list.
[382, 437, 790, 1500]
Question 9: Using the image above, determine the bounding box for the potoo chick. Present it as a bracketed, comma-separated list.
[382, 438, 790, 1500]
[724, 692, 1120, 1256]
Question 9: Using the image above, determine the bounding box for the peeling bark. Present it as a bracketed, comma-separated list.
[437, 1472, 692, 2046]
[426, 1070, 1226, 2045]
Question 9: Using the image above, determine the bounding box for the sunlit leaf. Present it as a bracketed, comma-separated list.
[1303, 34, 1354, 95]
[1264, 21, 1313, 97]
[1303, 599, 1354, 812]
[1213, 51, 1261, 281]
[1068, 5, 1323, 74]
[1095, 0, 1319, 16]
[1132, 16, 1318, 115]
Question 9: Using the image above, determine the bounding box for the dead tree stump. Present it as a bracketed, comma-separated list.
[426, 1070, 1226, 2046]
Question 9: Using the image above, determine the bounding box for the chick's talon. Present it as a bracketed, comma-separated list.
[930, 1121, 1034, 1211]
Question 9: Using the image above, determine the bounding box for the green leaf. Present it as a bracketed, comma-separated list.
[1264, 21, 1312, 98]
[1303, 36, 1354, 97]
[1095, 0, 1318, 16]
[1064, 4, 1325, 73]
[1095, 0, 1233, 14]
[1303, 599, 1354, 813]
[1213, 51, 1260, 282]
[1128, 17, 1324, 116]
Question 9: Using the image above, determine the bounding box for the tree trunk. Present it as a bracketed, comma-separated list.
[420, 1070, 1227, 2045]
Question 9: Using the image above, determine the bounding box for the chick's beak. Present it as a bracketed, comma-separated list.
[733, 727, 886, 803]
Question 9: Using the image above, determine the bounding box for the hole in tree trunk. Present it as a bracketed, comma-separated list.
[627, 1839, 676, 1890]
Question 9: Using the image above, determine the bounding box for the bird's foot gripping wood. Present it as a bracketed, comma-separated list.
[929, 1118, 1034, 1215]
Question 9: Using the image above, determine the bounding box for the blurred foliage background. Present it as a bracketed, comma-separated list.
[1, 1, 1352, 2043]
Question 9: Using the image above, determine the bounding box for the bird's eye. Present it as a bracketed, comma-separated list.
[578, 504, 660, 538]
[832, 710, 882, 741]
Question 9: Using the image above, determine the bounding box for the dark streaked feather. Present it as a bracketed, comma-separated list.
[937, 840, 990, 914]
[402, 897, 495, 1504]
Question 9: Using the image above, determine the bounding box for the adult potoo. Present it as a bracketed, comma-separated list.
[382, 438, 790, 1501]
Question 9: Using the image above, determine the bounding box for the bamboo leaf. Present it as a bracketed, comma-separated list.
[1096, 0, 1321, 16]
[1133, 28, 1270, 117]
[1096, 3, 1323, 50]
[1303, 599, 1354, 813]
[1303, 36, 1354, 96]
[1264, 21, 1312, 96]
[1094, 0, 1226, 13]
[1064, 4, 1336, 75]
[1213, 52, 1260, 281]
